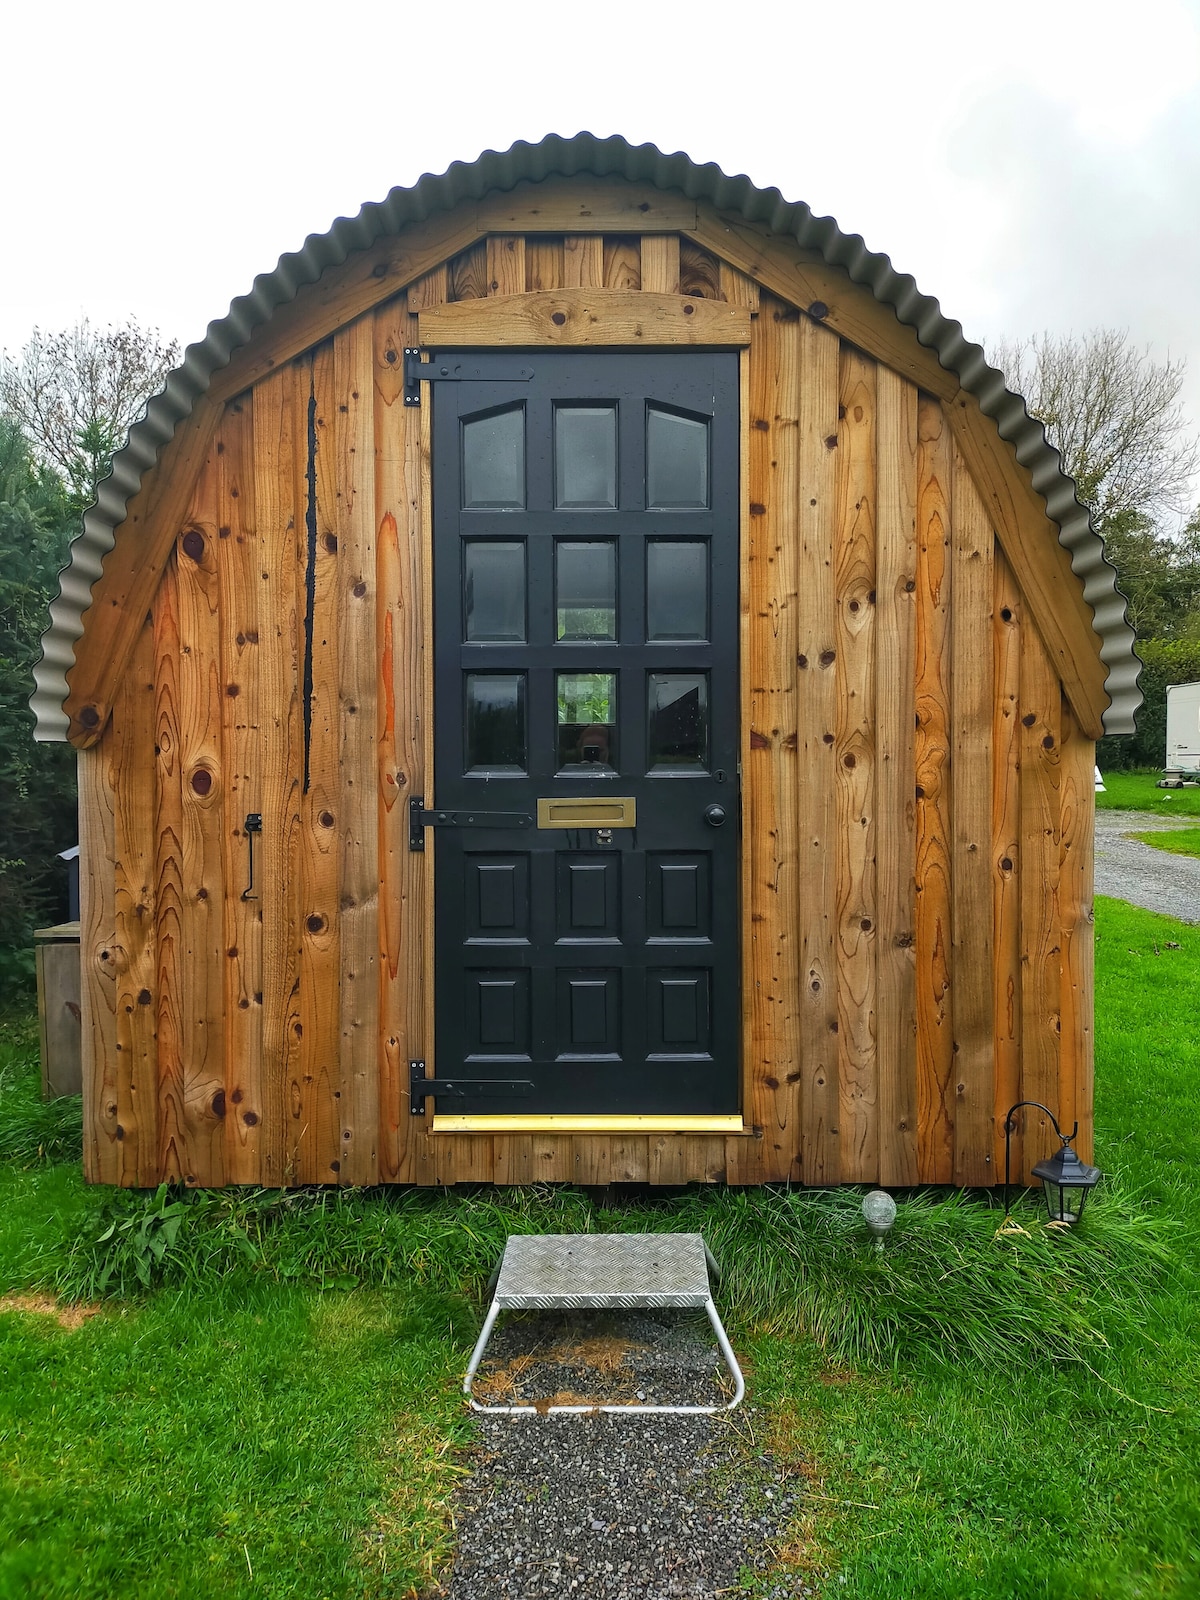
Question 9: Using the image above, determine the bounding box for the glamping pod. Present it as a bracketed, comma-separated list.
[33, 135, 1140, 1190]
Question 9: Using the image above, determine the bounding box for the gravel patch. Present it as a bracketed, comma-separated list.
[442, 1312, 819, 1599]
[1095, 809, 1200, 924]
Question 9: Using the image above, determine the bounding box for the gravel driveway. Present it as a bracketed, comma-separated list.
[1095, 809, 1200, 924]
[442, 1311, 816, 1599]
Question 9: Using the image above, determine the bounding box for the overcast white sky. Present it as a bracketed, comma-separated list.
[3, 0, 1199, 512]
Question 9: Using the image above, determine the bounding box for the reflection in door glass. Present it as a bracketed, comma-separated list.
[465, 542, 525, 641]
[556, 541, 617, 641]
[463, 407, 525, 508]
[648, 673, 708, 770]
[557, 673, 617, 772]
[555, 406, 617, 508]
[647, 540, 708, 640]
[647, 407, 709, 508]
[466, 673, 526, 772]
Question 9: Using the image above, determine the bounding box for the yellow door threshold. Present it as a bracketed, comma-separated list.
[428, 1114, 747, 1135]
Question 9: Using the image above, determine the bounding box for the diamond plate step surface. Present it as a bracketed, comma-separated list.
[495, 1233, 711, 1310]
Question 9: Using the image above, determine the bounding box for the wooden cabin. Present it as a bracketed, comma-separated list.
[33, 134, 1140, 1191]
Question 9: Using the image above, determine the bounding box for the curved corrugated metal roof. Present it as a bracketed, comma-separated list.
[32, 131, 1140, 739]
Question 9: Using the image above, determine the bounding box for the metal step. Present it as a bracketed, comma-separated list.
[464, 1233, 745, 1415]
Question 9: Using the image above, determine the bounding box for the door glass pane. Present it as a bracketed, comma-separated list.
[557, 672, 617, 772]
[557, 541, 616, 641]
[646, 540, 708, 640]
[463, 407, 525, 508]
[465, 541, 525, 641]
[647, 407, 709, 508]
[466, 673, 526, 772]
[648, 673, 708, 770]
[555, 405, 617, 509]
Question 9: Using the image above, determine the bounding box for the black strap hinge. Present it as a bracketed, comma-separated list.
[403, 348, 535, 406]
[409, 795, 533, 851]
[409, 1060, 534, 1115]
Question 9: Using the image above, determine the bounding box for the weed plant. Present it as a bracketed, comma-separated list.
[0, 1011, 82, 1166]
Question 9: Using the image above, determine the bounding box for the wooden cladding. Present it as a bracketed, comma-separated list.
[79, 224, 1095, 1190]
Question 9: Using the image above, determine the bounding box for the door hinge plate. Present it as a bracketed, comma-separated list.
[403, 348, 535, 406]
[409, 1060, 534, 1115]
[409, 795, 534, 851]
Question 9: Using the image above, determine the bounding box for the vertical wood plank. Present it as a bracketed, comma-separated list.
[449, 243, 489, 302]
[562, 236, 603, 288]
[407, 265, 449, 313]
[531, 1135, 575, 1181]
[640, 235, 680, 294]
[719, 261, 761, 312]
[335, 319, 380, 1186]
[374, 300, 437, 1186]
[78, 743, 119, 1183]
[176, 451, 227, 1186]
[732, 297, 801, 1184]
[254, 366, 302, 1186]
[487, 235, 526, 297]
[152, 557, 187, 1183]
[874, 368, 919, 1187]
[914, 397, 954, 1183]
[950, 451, 996, 1186]
[679, 239, 722, 299]
[1060, 698, 1095, 1163]
[215, 396, 264, 1184]
[796, 318, 842, 1185]
[602, 237, 640, 290]
[527, 237, 565, 292]
[112, 618, 158, 1185]
[992, 548, 1023, 1177]
[419, 346, 492, 1187]
[833, 348, 879, 1183]
[296, 345, 342, 1183]
[1019, 621, 1063, 1182]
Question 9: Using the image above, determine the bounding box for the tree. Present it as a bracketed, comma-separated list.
[0, 419, 78, 984]
[988, 329, 1199, 533]
[1, 318, 179, 513]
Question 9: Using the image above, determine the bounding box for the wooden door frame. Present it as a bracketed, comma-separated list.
[415, 295, 754, 1134]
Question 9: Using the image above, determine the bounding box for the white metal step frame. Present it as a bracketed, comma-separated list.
[463, 1232, 746, 1415]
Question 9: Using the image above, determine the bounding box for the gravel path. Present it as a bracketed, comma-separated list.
[442, 1312, 818, 1599]
[1095, 809, 1200, 923]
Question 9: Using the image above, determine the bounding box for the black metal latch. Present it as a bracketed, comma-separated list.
[409, 1060, 534, 1115]
[409, 795, 533, 851]
[403, 349, 535, 407]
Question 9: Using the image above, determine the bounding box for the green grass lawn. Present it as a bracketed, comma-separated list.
[1129, 827, 1200, 860]
[2, 896, 1199, 1598]
[1097, 769, 1200, 816]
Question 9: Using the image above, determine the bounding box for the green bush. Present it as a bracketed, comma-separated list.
[1098, 636, 1200, 771]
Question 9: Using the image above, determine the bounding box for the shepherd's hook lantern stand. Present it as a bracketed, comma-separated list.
[1002, 1101, 1102, 1229]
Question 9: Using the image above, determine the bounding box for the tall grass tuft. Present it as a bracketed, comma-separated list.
[0, 1013, 82, 1167]
[51, 1179, 1181, 1370]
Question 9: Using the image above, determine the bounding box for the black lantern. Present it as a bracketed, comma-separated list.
[1003, 1101, 1102, 1226]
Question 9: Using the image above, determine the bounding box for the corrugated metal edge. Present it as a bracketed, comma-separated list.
[32, 130, 1140, 739]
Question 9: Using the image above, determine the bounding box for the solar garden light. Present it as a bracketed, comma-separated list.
[862, 1189, 897, 1250]
[1003, 1101, 1102, 1227]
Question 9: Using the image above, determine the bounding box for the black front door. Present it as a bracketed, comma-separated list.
[430, 349, 739, 1115]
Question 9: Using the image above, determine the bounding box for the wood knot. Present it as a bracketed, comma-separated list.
[551, 311, 567, 326]
[843, 753, 856, 768]
[190, 768, 213, 797]
[749, 502, 766, 517]
[324, 532, 338, 554]
[306, 914, 325, 934]
[818, 650, 835, 668]
[682, 302, 695, 314]
[1022, 713, 1036, 727]
[226, 683, 240, 697]
[243, 1110, 258, 1126]
[808, 301, 829, 320]
[824, 435, 838, 450]
[798, 654, 809, 668]
[353, 581, 367, 598]
[319, 810, 335, 829]
[80, 705, 101, 728]
[137, 988, 152, 1006]
[181, 529, 205, 561]
[211, 1090, 226, 1119]
[384, 348, 397, 363]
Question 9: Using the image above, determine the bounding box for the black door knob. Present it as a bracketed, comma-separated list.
[704, 804, 727, 827]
